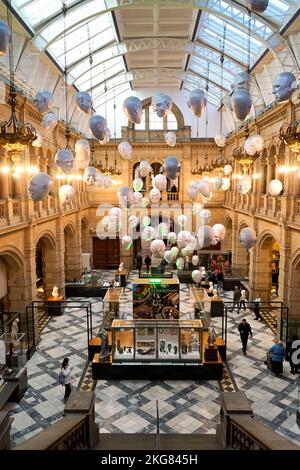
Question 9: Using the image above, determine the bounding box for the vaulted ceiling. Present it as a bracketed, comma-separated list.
[6, 0, 300, 108]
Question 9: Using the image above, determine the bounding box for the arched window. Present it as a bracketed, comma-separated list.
[132, 98, 183, 131]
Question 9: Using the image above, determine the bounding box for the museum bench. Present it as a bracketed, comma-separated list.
[0, 411, 13, 450]
[0, 367, 28, 410]
[0, 382, 18, 410]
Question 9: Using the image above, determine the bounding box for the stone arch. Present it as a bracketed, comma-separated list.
[0, 247, 26, 312]
[254, 231, 280, 301]
[64, 223, 81, 281]
[35, 232, 58, 298]
[140, 97, 185, 130]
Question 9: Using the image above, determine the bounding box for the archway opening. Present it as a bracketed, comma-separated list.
[256, 235, 280, 301]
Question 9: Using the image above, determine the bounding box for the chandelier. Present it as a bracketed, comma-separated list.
[279, 121, 300, 154]
[232, 146, 257, 167]
[192, 152, 214, 176]
[0, 2, 36, 155]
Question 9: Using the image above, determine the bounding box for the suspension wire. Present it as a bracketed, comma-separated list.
[7, 0, 14, 92]
[62, 1, 70, 146]
[219, 24, 226, 134]
[247, 10, 252, 74]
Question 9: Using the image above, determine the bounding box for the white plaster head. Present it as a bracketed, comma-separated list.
[118, 141, 133, 160]
[34, 91, 54, 114]
[123, 96, 143, 124]
[75, 91, 92, 114]
[83, 166, 98, 186]
[240, 227, 256, 249]
[59, 184, 75, 206]
[55, 149, 76, 174]
[28, 172, 52, 201]
[75, 139, 90, 170]
[273, 72, 297, 102]
[187, 88, 206, 118]
[89, 115, 107, 141]
[41, 112, 58, 132]
[139, 160, 151, 177]
[165, 131, 176, 147]
[151, 92, 172, 118]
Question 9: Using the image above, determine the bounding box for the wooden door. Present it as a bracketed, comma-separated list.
[93, 237, 120, 269]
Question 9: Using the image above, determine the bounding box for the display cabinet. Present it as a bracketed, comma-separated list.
[111, 319, 203, 363]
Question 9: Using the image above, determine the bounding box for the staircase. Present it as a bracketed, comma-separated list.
[94, 433, 222, 450]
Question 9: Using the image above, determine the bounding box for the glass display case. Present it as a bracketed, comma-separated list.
[111, 319, 203, 362]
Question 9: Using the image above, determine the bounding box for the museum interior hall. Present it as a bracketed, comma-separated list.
[1, 0, 300, 452]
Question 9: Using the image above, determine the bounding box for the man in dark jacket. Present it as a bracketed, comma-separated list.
[144, 254, 151, 273]
[238, 319, 253, 355]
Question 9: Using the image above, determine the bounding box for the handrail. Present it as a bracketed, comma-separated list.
[231, 415, 300, 450]
[14, 414, 87, 450]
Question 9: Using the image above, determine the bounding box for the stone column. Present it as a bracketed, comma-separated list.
[249, 244, 272, 301]
[278, 224, 290, 303]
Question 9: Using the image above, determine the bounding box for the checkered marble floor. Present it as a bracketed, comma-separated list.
[6, 270, 300, 448]
[214, 289, 300, 446]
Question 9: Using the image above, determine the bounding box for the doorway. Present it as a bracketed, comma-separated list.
[93, 238, 120, 269]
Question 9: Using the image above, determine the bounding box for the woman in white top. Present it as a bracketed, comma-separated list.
[61, 357, 72, 400]
[240, 289, 247, 311]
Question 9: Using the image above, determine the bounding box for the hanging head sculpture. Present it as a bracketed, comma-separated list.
[231, 71, 252, 121]
[245, 0, 269, 13]
[28, 172, 53, 201]
[55, 149, 76, 175]
[273, 72, 296, 103]
[151, 92, 172, 118]
[89, 115, 107, 141]
[0, 21, 10, 57]
[187, 88, 206, 118]
[34, 91, 54, 114]
[123, 96, 143, 124]
[75, 91, 92, 114]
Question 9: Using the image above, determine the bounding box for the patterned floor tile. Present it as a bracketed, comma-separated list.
[6, 270, 300, 448]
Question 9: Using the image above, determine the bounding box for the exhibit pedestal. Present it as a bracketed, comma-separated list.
[47, 297, 65, 316]
[204, 346, 218, 361]
[92, 355, 223, 381]
[115, 269, 128, 287]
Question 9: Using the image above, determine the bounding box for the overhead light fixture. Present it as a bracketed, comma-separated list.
[279, 121, 300, 155]
[0, 1, 36, 161]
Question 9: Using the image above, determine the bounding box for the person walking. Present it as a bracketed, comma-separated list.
[216, 269, 224, 293]
[289, 335, 300, 374]
[231, 285, 241, 312]
[240, 288, 247, 311]
[136, 252, 142, 276]
[60, 357, 73, 401]
[269, 341, 285, 376]
[238, 318, 253, 355]
[253, 295, 262, 320]
[144, 254, 151, 273]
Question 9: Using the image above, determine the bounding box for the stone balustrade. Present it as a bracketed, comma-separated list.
[0, 194, 90, 230]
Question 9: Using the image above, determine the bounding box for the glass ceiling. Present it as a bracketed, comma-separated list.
[10, 0, 300, 108]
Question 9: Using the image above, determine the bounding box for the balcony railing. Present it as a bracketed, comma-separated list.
[0, 193, 90, 230]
